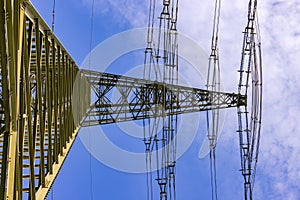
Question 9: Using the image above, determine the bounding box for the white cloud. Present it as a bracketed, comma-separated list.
[80, 0, 149, 27]
[178, 1, 300, 198]
[105, 0, 149, 26]
[80, 0, 300, 199]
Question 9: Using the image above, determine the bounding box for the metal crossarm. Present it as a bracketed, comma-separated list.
[0, 1, 251, 200]
[82, 69, 246, 126]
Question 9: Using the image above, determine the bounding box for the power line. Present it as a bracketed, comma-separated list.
[207, 0, 222, 199]
[51, 0, 56, 32]
[89, 0, 95, 68]
[236, 0, 262, 199]
[143, 0, 179, 199]
[88, 0, 95, 200]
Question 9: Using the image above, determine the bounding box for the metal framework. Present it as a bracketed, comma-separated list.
[236, 0, 262, 199]
[0, 1, 260, 200]
[82, 69, 246, 127]
[142, 1, 180, 199]
[0, 1, 90, 199]
[206, 0, 221, 199]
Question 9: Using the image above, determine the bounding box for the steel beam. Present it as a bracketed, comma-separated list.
[0, 1, 90, 199]
[82, 69, 246, 126]
[0, 1, 247, 200]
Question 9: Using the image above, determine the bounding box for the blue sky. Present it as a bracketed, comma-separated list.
[30, 0, 300, 199]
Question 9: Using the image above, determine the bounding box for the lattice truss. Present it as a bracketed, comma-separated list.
[0, 2, 90, 199]
[82, 69, 246, 126]
[0, 0, 262, 200]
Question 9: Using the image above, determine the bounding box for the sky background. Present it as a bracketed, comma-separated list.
[29, 0, 300, 199]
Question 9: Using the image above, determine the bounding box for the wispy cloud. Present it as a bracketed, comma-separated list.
[80, 0, 148, 27]
[179, 1, 300, 198]
[79, 0, 300, 198]
[255, 1, 300, 199]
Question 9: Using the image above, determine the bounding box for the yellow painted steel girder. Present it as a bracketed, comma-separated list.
[0, 1, 90, 199]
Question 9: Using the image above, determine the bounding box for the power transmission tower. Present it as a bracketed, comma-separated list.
[0, 0, 262, 200]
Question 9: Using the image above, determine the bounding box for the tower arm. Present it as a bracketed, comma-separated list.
[81, 69, 246, 126]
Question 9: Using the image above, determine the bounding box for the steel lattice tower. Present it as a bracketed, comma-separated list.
[0, 0, 262, 200]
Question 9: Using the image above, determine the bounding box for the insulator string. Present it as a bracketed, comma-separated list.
[144, 1, 179, 199]
[236, 0, 262, 199]
[207, 0, 222, 199]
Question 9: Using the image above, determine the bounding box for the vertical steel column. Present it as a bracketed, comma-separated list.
[52, 39, 59, 164]
[56, 46, 61, 162]
[5, 1, 26, 199]
[0, 0, 11, 198]
[60, 51, 65, 153]
[45, 31, 53, 175]
[35, 18, 44, 195]
[23, 18, 34, 200]
[4, 0, 18, 198]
